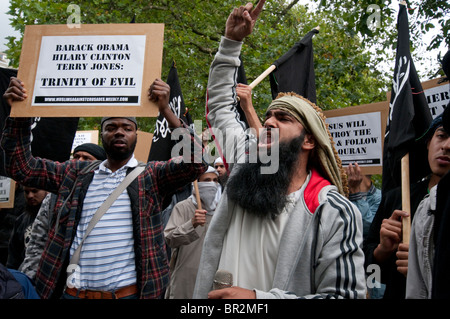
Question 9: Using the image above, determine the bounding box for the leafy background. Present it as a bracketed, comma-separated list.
[3, 0, 449, 186]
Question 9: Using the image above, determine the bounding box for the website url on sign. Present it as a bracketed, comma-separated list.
[34, 96, 138, 103]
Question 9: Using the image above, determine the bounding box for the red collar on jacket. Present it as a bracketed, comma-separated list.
[304, 169, 331, 214]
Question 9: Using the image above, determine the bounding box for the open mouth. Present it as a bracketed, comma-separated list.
[258, 128, 280, 149]
[437, 155, 450, 165]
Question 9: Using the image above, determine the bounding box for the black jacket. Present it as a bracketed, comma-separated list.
[431, 172, 450, 298]
[0, 263, 24, 299]
[363, 178, 429, 299]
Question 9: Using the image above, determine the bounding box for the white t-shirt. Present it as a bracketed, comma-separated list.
[218, 175, 308, 291]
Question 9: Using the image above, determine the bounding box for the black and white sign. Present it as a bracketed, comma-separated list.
[32, 35, 146, 106]
[326, 111, 383, 167]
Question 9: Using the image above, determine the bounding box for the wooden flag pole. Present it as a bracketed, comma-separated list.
[249, 65, 276, 89]
[248, 26, 320, 89]
[193, 180, 202, 210]
[401, 153, 411, 243]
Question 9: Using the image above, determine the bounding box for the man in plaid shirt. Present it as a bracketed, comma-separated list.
[1, 77, 207, 299]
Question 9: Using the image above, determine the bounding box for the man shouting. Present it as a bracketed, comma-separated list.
[193, 1, 365, 299]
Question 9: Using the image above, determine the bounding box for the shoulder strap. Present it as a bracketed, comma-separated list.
[54, 160, 103, 234]
[136, 161, 146, 167]
[69, 165, 145, 267]
[80, 160, 103, 174]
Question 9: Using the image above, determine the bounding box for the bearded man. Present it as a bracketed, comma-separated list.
[1, 78, 207, 299]
[6, 186, 48, 269]
[193, 1, 365, 299]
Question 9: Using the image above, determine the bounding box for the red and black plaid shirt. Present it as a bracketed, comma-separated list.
[1, 117, 207, 298]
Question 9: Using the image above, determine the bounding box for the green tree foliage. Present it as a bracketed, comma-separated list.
[314, 0, 449, 77]
[6, 0, 445, 132]
[414, 0, 450, 50]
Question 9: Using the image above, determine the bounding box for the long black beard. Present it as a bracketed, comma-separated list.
[226, 133, 305, 219]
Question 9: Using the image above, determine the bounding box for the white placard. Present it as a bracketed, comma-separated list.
[326, 112, 383, 167]
[0, 176, 12, 202]
[71, 130, 99, 153]
[32, 35, 146, 106]
[424, 83, 449, 118]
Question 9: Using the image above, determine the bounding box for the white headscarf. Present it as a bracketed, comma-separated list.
[190, 166, 222, 214]
[267, 95, 345, 195]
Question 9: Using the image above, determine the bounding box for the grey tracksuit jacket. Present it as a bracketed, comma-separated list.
[193, 37, 366, 299]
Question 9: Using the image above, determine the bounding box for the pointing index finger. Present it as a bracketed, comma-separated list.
[250, 0, 266, 20]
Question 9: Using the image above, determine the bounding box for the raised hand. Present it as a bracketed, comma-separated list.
[225, 0, 266, 42]
[346, 162, 363, 194]
[148, 78, 180, 128]
[148, 78, 171, 112]
[3, 77, 27, 106]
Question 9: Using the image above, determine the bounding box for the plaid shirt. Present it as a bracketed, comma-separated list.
[1, 117, 207, 299]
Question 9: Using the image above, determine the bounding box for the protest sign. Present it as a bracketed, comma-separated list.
[10, 23, 164, 117]
[387, 77, 449, 119]
[0, 176, 15, 209]
[422, 77, 449, 118]
[324, 101, 388, 175]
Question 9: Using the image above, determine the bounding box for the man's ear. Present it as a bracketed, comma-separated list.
[302, 133, 316, 150]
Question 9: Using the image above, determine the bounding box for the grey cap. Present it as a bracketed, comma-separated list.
[101, 117, 137, 130]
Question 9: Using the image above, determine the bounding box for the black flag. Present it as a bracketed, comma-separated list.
[0, 67, 79, 164]
[269, 28, 318, 103]
[148, 61, 193, 161]
[381, 4, 432, 195]
[29, 117, 79, 162]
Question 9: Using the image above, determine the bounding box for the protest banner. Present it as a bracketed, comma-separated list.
[10, 23, 164, 117]
[324, 101, 388, 175]
[0, 176, 15, 209]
